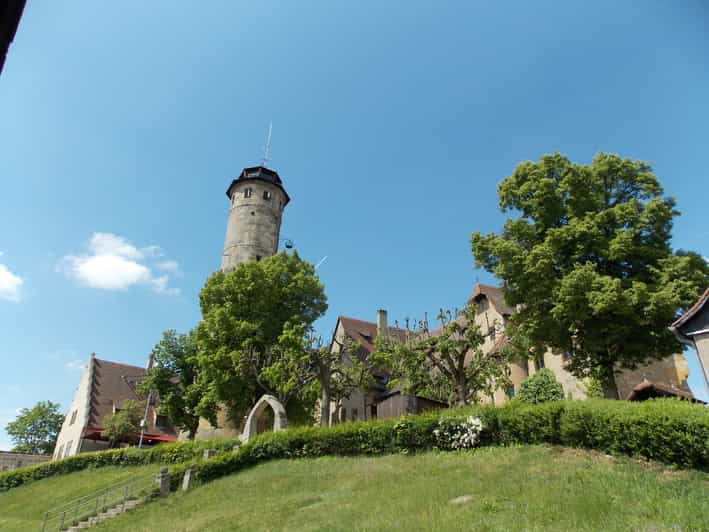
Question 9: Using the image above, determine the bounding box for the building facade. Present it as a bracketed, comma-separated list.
[670, 288, 709, 397]
[52, 354, 176, 460]
[328, 284, 695, 421]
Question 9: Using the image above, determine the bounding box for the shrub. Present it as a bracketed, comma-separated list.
[3, 399, 707, 493]
[0, 438, 239, 492]
[559, 399, 709, 469]
[194, 398, 707, 488]
[433, 416, 483, 450]
[516, 368, 565, 404]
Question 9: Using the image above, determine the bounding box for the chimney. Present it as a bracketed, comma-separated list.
[377, 309, 388, 337]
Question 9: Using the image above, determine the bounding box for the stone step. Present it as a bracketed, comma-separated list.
[63, 498, 146, 530]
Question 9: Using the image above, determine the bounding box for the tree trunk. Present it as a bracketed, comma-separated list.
[600, 360, 621, 400]
[320, 385, 331, 427]
[318, 366, 331, 427]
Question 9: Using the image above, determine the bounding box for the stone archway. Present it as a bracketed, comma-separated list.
[240, 394, 288, 442]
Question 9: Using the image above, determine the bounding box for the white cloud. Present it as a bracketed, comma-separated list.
[0, 254, 23, 302]
[65, 359, 86, 372]
[156, 260, 180, 274]
[59, 232, 180, 295]
[150, 275, 181, 296]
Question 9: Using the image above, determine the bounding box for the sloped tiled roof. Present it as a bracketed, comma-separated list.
[469, 283, 514, 316]
[337, 316, 409, 355]
[626, 380, 702, 403]
[671, 288, 709, 329]
[86, 358, 176, 440]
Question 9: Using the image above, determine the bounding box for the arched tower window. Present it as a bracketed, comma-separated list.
[244, 188, 252, 198]
[263, 190, 272, 200]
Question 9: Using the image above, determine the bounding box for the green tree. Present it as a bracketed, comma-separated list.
[139, 329, 201, 439]
[314, 336, 374, 426]
[516, 368, 564, 404]
[374, 304, 510, 405]
[472, 153, 709, 395]
[193, 251, 328, 426]
[101, 399, 142, 448]
[5, 401, 64, 454]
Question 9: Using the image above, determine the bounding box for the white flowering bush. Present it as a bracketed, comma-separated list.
[433, 415, 483, 450]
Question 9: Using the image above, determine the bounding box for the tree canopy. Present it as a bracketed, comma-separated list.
[374, 304, 510, 405]
[139, 329, 201, 439]
[5, 401, 64, 454]
[472, 153, 708, 392]
[193, 251, 328, 425]
[101, 399, 143, 448]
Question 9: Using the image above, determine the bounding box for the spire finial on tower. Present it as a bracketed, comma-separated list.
[261, 122, 273, 167]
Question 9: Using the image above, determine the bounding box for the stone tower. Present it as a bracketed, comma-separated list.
[221, 166, 290, 272]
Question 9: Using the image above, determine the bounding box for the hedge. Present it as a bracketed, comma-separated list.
[2, 399, 706, 493]
[0, 438, 240, 492]
[194, 398, 708, 485]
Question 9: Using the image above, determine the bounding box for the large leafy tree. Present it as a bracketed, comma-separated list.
[5, 401, 64, 454]
[139, 330, 201, 439]
[193, 251, 328, 425]
[472, 153, 708, 394]
[374, 304, 510, 405]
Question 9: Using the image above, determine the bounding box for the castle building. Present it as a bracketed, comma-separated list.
[329, 284, 696, 422]
[670, 288, 709, 397]
[193, 164, 290, 440]
[52, 354, 176, 460]
[221, 166, 289, 271]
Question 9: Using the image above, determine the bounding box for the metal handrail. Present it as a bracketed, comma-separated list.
[43, 473, 153, 515]
[41, 471, 159, 532]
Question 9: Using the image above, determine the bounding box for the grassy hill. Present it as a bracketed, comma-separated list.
[0, 464, 159, 531]
[75, 445, 707, 531]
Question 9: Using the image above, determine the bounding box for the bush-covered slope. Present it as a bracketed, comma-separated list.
[3, 398, 705, 495]
[0, 438, 239, 492]
[195, 398, 708, 486]
[0, 465, 158, 532]
[95, 446, 709, 532]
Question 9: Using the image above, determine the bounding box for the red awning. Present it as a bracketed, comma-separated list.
[83, 427, 177, 443]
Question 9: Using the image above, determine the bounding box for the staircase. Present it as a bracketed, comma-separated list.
[66, 498, 145, 530]
[41, 471, 160, 531]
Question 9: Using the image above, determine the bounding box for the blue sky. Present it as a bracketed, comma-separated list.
[1, 1, 707, 450]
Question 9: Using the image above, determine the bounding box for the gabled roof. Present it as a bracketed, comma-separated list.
[469, 283, 514, 316]
[86, 358, 176, 440]
[336, 316, 408, 355]
[626, 380, 702, 403]
[671, 288, 709, 330]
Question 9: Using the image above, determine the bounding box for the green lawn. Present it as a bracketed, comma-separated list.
[92, 446, 708, 532]
[0, 465, 160, 532]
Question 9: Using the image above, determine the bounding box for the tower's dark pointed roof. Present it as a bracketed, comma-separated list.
[226, 166, 290, 205]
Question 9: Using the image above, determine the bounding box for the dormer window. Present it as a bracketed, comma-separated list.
[244, 188, 252, 198]
[263, 190, 272, 200]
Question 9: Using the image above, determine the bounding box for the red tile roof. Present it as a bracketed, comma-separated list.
[337, 316, 409, 355]
[85, 358, 176, 441]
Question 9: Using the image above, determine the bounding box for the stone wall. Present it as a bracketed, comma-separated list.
[0, 451, 50, 471]
[221, 179, 287, 271]
[192, 405, 242, 441]
[614, 353, 691, 399]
